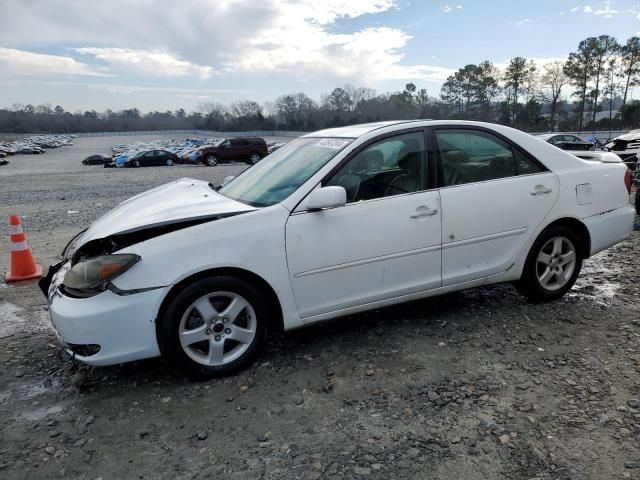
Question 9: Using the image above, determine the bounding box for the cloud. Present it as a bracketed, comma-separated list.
[442, 4, 462, 13]
[516, 18, 531, 26]
[75, 48, 212, 78]
[594, 1, 619, 17]
[583, 5, 593, 12]
[0, 0, 452, 86]
[0, 47, 109, 77]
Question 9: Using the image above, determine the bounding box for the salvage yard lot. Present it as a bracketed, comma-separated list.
[1, 135, 640, 480]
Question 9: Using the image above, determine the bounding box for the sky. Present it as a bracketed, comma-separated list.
[0, 0, 639, 113]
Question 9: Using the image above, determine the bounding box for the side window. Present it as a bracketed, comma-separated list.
[436, 129, 544, 186]
[325, 132, 427, 203]
[220, 140, 231, 147]
[514, 148, 544, 175]
[437, 130, 516, 186]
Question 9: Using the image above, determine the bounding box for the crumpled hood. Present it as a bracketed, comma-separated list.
[68, 178, 256, 258]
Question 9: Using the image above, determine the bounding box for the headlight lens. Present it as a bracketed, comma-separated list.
[63, 254, 140, 293]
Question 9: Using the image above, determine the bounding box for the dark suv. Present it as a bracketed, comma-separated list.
[197, 137, 268, 166]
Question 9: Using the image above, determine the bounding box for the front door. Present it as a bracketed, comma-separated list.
[286, 130, 442, 320]
[432, 127, 559, 286]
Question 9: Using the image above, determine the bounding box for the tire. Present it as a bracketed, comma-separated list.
[248, 152, 261, 165]
[515, 225, 583, 303]
[166, 158, 174, 166]
[133, 160, 141, 168]
[158, 276, 269, 379]
[205, 154, 218, 167]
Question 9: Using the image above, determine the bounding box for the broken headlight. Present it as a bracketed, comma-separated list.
[63, 254, 140, 295]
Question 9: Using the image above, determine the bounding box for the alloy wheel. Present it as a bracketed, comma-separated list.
[206, 155, 217, 166]
[178, 291, 257, 366]
[535, 236, 577, 291]
[249, 153, 260, 164]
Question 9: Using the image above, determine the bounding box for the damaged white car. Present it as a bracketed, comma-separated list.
[40, 120, 636, 378]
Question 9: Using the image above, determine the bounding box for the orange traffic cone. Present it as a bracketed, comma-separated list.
[5, 214, 42, 282]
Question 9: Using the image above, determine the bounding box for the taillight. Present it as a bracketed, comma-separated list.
[624, 168, 632, 194]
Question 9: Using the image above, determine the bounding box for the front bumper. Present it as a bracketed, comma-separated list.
[40, 262, 166, 366]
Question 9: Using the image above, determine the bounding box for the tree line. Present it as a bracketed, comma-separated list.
[2, 34, 640, 135]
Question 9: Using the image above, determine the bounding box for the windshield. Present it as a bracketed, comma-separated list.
[219, 137, 352, 207]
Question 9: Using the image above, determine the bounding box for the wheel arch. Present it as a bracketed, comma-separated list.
[155, 267, 284, 349]
[540, 217, 592, 259]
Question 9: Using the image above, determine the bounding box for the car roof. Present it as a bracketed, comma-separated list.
[303, 120, 428, 138]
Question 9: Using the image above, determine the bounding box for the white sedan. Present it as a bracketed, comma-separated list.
[39, 121, 635, 378]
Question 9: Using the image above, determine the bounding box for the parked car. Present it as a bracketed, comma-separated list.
[196, 138, 268, 166]
[82, 154, 112, 165]
[605, 130, 640, 164]
[39, 120, 635, 379]
[0, 151, 6, 158]
[124, 150, 178, 167]
[537, 134, 594, 151]
[0, 159, 8, 166]
[0, 145, 16, 155]
[17, 146, 44, 154]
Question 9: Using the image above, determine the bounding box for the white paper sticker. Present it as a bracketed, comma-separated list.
[315, 138, 351, 150]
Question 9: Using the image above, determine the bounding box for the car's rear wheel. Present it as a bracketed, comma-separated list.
[205, 154, 218, 166]
[516, 225, 583, 303]
[158, 276, 268, 379]
[166, 158, 174, 166]
[248, 153, 261, 165]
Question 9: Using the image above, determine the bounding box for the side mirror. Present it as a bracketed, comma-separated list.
[222, 175, 235, 186]
[304, 186, 346, 211]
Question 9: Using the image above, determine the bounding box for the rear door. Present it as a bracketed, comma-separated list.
[153, 150, 165, 165]
[217, 140, 233, 160]
[431, 126, 559, 286]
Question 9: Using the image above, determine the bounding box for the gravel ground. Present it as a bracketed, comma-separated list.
[1, 136, 640, 480]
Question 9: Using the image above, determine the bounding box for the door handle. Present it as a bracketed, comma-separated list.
[530, 185, 552, 195]
[410, 206, 438, 218]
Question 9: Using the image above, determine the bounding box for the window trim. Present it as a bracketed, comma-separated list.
[321, 127, 436, 189]
[290, 128, 436, 214]
[427, 125, 548, 189]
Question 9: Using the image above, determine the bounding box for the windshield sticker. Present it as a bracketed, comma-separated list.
[315, 139, 351, 150]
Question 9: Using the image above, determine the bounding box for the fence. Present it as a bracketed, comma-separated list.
[67, 129, 308, 138]
[2, 128, 636, 141]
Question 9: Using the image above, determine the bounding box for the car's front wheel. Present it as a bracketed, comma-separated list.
[516, 225, 583, 303]
[158, 276, 268, 379]
[133, 159, 141, 168]
[205, 154, 218, 166]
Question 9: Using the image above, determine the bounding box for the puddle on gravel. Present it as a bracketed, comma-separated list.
[571, 256, 621, 306]
[0, 301, 52, 338]
[18, 404, 64, 422]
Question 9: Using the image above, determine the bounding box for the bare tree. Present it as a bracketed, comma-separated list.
[541, 61, 569, 130]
